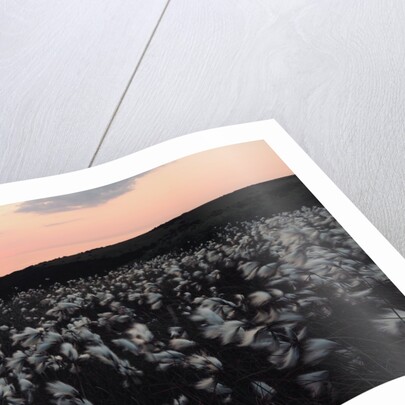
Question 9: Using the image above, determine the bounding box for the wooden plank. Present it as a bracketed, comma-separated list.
[0, 0, 168, 183]
[93, 0, 405, 255]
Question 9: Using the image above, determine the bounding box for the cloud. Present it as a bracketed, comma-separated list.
[44, 218, 82, 227]
[16, 177, 136, 214]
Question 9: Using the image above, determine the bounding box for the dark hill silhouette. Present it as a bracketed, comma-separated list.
[0, 175, 321, 298]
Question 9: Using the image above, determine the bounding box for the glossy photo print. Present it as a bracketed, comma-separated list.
[1, 140, 405, 405]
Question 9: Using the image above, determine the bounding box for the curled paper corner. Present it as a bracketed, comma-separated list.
[344, 376, 405, 405]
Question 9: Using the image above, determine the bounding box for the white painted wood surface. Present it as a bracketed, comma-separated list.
[2, 0, 405, 256]
[0, 0, 167, 182]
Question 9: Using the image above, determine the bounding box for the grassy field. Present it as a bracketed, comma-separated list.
[1, 177, 405, 404]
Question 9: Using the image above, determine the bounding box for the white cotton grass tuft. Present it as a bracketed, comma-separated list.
[251, 381, 276, 399]
[46, 381, 93, 404]
[112, 339, 140, 355]
[248, 291, 272, 307]
[195, 377, 232, 395]
[12, 327, 44, 347]
[190, 308, 224, 325]
[6, 350, 28, 373]
[36, 331, 63, 353]
[60, 343, 79, 362]
[47, 381, 79, 398]
[169, 339, 196, 351]
[127, 323, 154, 345]
[85, 345, 120, 367]
[187, 353, 222, 372]
[172, 393, 189, 405]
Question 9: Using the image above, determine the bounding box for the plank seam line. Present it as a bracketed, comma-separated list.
[88, 0, 172, 167]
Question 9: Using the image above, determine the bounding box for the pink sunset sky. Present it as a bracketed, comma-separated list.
[0, 141, 293, 277]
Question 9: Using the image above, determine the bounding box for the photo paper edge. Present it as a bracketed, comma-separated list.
[0, 119, 403, 404]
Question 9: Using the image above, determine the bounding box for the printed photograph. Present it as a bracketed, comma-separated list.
[0, 141, 405, 404]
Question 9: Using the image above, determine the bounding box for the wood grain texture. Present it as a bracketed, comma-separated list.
[0, 0, 167, 183]
[93, 0, 405, 255]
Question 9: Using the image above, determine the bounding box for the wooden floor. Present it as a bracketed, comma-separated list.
[1, 1, 405, 256]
